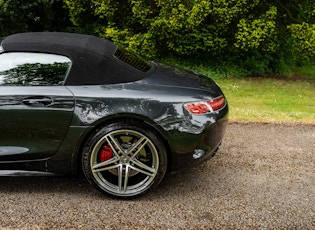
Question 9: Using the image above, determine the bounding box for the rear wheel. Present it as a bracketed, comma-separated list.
[82, 121, 167, 198]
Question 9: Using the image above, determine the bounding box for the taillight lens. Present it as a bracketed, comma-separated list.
[184, 96, 225, 115]
[209, 96, 225, 111]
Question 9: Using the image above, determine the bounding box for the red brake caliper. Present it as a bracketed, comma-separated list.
[99, 145, 113, 162]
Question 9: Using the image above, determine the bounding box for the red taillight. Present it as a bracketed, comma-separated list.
[207, 96, 225, 111]
[184, 96, 225, 115]
[185, 102, 209, 114]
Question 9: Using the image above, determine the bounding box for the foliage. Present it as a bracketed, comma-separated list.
[234, 6, 278, 52]
[1, 0, 315, 77]
[62, 0, 315, 76]
[288, 22, 315, 61]
[0, 0, 71, 37]
[294, 61, 315, 79]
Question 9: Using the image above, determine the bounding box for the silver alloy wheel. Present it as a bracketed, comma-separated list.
[90, 129, 159, 196]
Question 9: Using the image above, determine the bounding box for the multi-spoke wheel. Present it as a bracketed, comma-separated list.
[82, 121, 167, 198]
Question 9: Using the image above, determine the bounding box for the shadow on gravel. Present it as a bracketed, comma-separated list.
[0, 164, 216, 199]
[0, 176, 94, 195]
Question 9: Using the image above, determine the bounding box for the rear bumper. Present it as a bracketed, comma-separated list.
[169, 116, 228, 173]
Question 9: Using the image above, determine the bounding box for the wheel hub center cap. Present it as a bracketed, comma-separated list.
[120, 155, 130, 163]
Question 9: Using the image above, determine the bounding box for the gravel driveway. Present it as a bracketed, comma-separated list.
[0, 122, 314, 229]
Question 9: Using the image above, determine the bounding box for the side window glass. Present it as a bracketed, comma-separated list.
[0, 52, 71, 86]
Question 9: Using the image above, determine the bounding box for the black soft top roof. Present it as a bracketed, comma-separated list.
[1, 32, 153, 85]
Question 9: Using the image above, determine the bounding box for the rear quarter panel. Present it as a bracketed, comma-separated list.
[66, 82, 227, 154]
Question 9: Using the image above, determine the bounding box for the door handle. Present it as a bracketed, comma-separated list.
[22, 97, 53, 106]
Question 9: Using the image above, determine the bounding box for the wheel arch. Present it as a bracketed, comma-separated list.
[75, 114, 172, 175]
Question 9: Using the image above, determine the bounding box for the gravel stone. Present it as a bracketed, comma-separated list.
[0, 122, 314, 229]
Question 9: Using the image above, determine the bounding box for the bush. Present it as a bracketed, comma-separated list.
[0, 0, 72, 36]
[2, 0, 314, 77]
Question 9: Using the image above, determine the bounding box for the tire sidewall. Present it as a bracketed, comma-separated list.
[82, 120, 167, 198]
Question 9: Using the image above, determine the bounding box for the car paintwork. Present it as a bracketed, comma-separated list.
[0, 32, 228, 177]
[0, 80, 228, 173]
[0, 86, 74, 161]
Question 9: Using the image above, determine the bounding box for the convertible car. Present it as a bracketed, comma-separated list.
[0, 32, 228, 198]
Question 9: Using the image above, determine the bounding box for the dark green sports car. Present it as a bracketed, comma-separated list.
[0, 32, 228, 198]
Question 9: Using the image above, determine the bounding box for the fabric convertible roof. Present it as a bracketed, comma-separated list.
[1, 32, 153, 85]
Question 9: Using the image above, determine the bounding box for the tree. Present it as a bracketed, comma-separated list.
[2, 0, 314, 76]
[0, 0, 71, 37]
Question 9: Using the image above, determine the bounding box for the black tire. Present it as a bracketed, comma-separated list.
[82, 120, 167, 198]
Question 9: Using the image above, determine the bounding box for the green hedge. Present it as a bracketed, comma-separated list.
[1, 0, 315, 76]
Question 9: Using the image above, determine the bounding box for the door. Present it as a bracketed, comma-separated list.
[0, 52, 75, 161]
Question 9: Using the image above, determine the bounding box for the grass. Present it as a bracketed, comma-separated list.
[216, 77, 315, 123]
[173, 61, 315, 123]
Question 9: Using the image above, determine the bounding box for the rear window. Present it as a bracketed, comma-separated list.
[114, 48, 152, 72]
